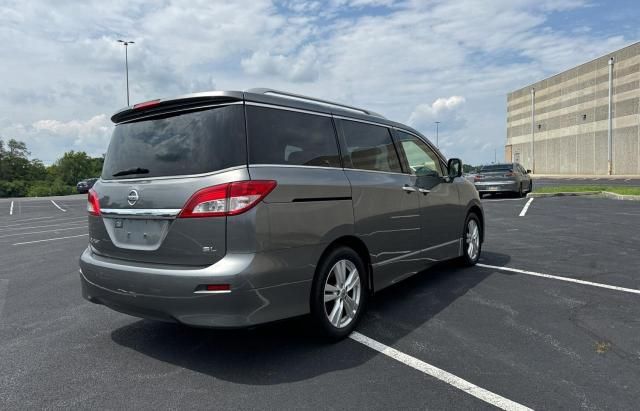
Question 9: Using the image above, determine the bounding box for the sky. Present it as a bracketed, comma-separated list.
[1, 0, 639, 165]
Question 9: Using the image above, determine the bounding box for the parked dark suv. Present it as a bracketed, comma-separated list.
[79, 89, 484, 339]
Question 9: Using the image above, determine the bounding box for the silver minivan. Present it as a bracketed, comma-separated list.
[79, 88, 484, 339]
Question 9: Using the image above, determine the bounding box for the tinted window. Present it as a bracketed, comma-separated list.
[479, 164, 513, 172]
[340, 120, 401, 173]
[246, 106, 341, 168]
[395, 131, 443, 177]
[102, 105, 246, 179]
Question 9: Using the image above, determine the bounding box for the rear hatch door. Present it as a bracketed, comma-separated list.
[90, 99, 247, 266]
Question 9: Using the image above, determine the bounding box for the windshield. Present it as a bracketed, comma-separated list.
[479, 164, 513, 172]
[102, 105, 246, 179]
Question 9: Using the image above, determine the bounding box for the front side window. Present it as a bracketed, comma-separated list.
[340, 120, 402, 173]
[395, 131, 443, 177]
[246, 106, 341, 168]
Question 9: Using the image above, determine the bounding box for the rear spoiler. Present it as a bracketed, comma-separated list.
[110, 91, 244, 124]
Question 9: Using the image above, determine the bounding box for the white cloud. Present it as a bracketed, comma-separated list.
[2, 115, 112, 164]
[0, 0, 635, 166]
[407, 96, 467, 131]
[241, 46, 321, 82]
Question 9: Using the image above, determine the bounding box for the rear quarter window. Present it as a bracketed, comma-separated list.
[246, 106, 341, 168]
[102, 105, 246, 179]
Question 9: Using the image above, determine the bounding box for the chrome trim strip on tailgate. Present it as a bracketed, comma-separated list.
[101, 209, 181, 218]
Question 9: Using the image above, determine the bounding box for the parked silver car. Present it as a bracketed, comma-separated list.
[474, 163, 532, 197]
[79, 88, 484, 339]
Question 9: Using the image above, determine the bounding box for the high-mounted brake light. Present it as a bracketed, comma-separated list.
[179, 180, 277, 218]
[133, 99, 161, 109]
[87, 188, 101, 216]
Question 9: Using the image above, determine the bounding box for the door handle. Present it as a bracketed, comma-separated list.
[402, 185, 417, 193]
[418, 188, 430, 194]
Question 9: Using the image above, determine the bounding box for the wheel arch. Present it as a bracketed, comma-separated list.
[466, 202, 485, 243]
[315, 236, 374, 294]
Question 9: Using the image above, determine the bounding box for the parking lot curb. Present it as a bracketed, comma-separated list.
[527, 191, 640, 201]
[526, 191, 600, 198]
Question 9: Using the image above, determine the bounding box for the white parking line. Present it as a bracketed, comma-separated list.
[478, 263, 640, 295]
[0, 225, 87, 239]
[50, 200, 67, 212]
[350, 332, 531, 411]
[12, 233, 88, 246]
[0, 215, 83, 226]
[1, 219, 87, 232]
[518, 198, 534, 216]
[9, 201, 14, 215]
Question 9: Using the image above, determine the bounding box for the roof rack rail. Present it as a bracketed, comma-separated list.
[246, 88, 385, 119]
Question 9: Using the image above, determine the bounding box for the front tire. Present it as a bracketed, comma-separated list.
[460, 213, 482, 266]
[311, 246, 368, 340]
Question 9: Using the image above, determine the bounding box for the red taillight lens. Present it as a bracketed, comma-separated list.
[133, 99, 161, 109]
[504, 172, 515, 177]
[87, 188, 101, 216]
[206, 284, 230, 292]
[474, 175, 483, 182]
[179, 184, 229, 218]
[227, 180, 277, 215]
[179, 180, 277, 218]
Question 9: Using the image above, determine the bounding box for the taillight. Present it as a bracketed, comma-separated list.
[87, 188, 101, 216]
[179, 180, 277, 218]
[474, 175, 483, 182]
[133, 99, 161, 109]
[504, 172, 515, 177]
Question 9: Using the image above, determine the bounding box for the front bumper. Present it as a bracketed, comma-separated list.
[79, 247, 313, 328]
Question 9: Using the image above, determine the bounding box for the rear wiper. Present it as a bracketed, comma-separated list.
[112, 167, 150, 177]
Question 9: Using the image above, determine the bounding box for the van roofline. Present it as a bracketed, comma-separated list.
[108, 88, 442, 160]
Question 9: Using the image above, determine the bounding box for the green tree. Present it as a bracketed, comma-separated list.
[7, 139, 29, 158]
[54, 150, 97, 185]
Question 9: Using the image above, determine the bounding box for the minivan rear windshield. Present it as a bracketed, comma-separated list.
[102, 105, 246, 179]
[479, 164, 512, 172]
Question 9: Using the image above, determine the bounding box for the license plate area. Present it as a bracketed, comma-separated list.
[103, 218, 171, 250]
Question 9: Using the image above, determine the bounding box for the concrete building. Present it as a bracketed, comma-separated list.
[506, 42, 640, 175]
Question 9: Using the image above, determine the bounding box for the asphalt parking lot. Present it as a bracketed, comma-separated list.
[1, 194, 639, 410]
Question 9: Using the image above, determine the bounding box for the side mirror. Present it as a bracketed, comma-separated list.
[526, 169, 531, 174]
[447, 158, 463, 179]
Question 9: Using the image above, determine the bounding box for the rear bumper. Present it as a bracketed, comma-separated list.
[474, 182, 518, 193]
[79, 247, 313, 328]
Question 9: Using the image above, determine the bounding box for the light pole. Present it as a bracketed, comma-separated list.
[530, 88, 535, 173]
[117, 39, 134, 106]
[434, 121, 440, 148]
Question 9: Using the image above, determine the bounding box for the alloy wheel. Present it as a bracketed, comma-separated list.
[466, 219, 480, 261]
[323, 259, 362, 328]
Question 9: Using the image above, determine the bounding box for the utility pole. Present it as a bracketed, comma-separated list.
[434, 121, 440, 148]
[530, 88, 535, 173]
[117, 39, 135, 106]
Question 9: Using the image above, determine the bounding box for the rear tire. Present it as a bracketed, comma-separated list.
[460, 213, 482, 266]
[528, 181, 533, 193]
[311, 246, 368, 340]
[518, 183, 525, 198]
